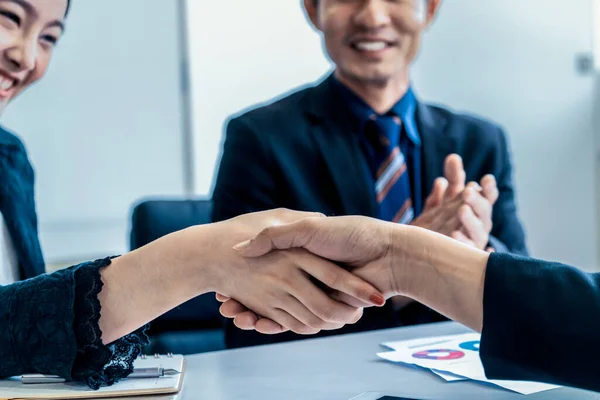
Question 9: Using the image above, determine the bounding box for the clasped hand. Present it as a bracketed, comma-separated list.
[218, 215, 398, 334]
[209, 209, 386, 335]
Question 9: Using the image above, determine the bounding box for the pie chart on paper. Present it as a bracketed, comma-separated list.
[412, 349, 465, 361]
[459, 340, 480, 351]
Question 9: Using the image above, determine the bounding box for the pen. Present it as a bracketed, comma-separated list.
[21, 367, 180, 384]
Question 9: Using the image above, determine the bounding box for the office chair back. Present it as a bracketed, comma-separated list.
[130, 198, 224, 353]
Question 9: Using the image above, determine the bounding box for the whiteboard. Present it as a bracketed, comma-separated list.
[1, 0, 187, 262]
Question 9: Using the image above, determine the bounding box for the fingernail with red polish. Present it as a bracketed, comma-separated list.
[370, 293, 386, 306]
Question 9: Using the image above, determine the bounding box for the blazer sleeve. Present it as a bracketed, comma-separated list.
[480, 252, 600, 392]
[212, 116, 280, 222]
[487, 128, 528, 256]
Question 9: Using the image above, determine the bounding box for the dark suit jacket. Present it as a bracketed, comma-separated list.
[0, 126, 44, 279]
[481, 253, 600, 392]
[212, 74, 528, 348]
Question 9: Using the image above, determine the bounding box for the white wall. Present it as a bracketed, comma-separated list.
[186, 0, 331, 195]
[187, 1, 599, 269]
[411, 0, 598, 270]
[2, 0, 186, 262]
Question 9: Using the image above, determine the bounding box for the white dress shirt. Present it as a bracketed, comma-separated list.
[0, 214, 18, 285]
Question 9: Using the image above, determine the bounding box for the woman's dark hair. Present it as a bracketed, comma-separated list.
[65, 0, 71, 16]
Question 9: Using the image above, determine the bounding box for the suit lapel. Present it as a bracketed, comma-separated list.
[303, 75, 377, 217]
[303, 80, 459, 215]
[417, 103, 456, 198]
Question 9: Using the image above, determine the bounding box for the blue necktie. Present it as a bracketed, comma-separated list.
[368, 115, 414, 224]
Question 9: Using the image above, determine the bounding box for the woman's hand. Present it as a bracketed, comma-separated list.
[216, 216, 402, 334]
[217, 214, 489, 334]
[200, 209, 385, 335]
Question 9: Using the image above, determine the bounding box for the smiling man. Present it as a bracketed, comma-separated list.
[212, 0, 528, 349]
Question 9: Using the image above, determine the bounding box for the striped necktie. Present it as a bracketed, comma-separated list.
[368, 114, 414, 224]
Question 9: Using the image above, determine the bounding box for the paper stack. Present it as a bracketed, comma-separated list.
[378, 333, 559, 395]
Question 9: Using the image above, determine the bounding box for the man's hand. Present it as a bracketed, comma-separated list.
[411, 154, 467, 236]
[413, 154, 499, 250]
[452, 175, 499, 250]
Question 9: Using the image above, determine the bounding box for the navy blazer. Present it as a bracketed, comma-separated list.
[482, 253, 600, 392]
[0, 126, 44, 279]
[212, 74, 528, 348]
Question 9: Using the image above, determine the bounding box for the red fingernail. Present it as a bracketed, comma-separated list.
[370, 293, 385, 306]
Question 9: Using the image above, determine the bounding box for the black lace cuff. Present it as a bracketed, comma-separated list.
[70, 258, 149, 390]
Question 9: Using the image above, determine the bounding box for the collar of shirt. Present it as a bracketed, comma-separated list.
[331, 75, 421, 147]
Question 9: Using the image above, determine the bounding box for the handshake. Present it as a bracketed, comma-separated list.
[210, 154, 494, 336]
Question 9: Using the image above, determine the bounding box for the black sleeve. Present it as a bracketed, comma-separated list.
[487, 128, 528, 256]
[0, 258, 148, 390]
[211, 117, 280, 222]
[0, 267, 78, 379]
[480, 252, 600, 392]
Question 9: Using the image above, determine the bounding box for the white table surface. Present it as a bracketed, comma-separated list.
[160, 322, 600, 400]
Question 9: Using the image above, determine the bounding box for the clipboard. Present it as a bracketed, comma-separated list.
[0, 354, 185, 399]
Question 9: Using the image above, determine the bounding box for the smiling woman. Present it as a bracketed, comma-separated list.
[0, 0, 66, 113]
[0, 0, 67, 288]
[0, 0, 68, 285]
